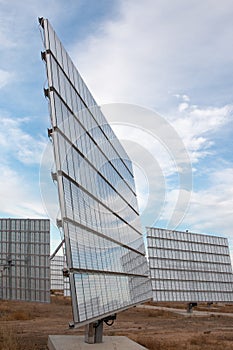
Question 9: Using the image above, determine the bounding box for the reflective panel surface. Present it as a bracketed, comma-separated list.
[147, 227, 233, 302]
[0, 218, 50, 302]
[40, 18, 151, 325]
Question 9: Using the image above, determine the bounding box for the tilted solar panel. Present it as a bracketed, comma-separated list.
[40, 18, 151, 326]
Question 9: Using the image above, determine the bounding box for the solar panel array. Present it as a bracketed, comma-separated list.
[0, 218, 50, 303]
[50, 253, 70, 296]
[147, 227, 233, 302]
[41, 18, 151, 325]
[50, 255, 65, 291]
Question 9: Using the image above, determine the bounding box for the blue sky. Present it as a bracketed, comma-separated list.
[0, 0, 233, 256]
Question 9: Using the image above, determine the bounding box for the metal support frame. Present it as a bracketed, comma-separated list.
[84, 314, 116, 344]
[187, 302, 197, 313]
[49, 239, 65, 261]
[85, 322, 103, 344]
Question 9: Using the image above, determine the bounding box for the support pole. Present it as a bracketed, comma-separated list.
[187, 302, 197, 313]
[85, 323, 95, 344]
[84, 314, 116, 344]
[95, 321, 103, 343]
[85, 321, 103, 344]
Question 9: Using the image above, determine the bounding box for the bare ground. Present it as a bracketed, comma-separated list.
[1, 297, 233, 350]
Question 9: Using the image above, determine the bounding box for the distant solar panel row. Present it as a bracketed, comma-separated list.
[50, 254, 70, 296]
[147, 227, 233, 302]
[41, 18, 151, 325]
[0, 219, 50, 303]
[50, 255, 64, 291]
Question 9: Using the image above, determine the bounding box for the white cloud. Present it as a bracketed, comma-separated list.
[174, 94, 190, 103]
[180, 168, 233, 235]
[0, 115, 47, 164]
[171, 103, 233, 163]
[178, 102, 189, 112]
[188, 105, 233, 132]
[0, 164, 46, 218]
[159, 167, 233, 239]
[159, 188, 192, 228]
[182, 95, 190, 102]
[0, 69, 13, 88]
[70, 0, 233, 109]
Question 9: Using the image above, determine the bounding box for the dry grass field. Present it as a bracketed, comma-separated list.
[0, 297, 233, 349]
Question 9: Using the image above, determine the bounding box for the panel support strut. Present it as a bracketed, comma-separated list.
[84, 314, 116, 344]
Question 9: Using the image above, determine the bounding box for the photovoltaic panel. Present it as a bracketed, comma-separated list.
[50, 246, 70, 296]
[0, 218, 50, 303]
[40, 18, 151, 326]
[147, 227, 233, 303]
[50, 255, 70, 296]
[50, 255, 65, 291]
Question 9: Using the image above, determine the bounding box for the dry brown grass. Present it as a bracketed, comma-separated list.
[114, 305, 233, 350]
[0, 325, 19, 350]
[132, 333, 233, 350]
[0, 297, 75, 350]
[145, 309, 180, 319]
[146, 301, 187, 309]
[50, 295, 72, 305]
[188, 334, 233, 350]
[134, 336, 163, 350]
[0, 302, 32, 321]
[0, 324, 40, 350]
[196, 303, 233, 313]
[0, 299, 233, 350]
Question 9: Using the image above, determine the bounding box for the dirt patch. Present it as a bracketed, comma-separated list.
[0, 298, 233, 349]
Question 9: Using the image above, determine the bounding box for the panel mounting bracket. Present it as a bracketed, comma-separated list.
[51, 172, 57, 182]
[41, 51, 46, 61]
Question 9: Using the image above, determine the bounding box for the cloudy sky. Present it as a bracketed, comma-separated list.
[0, 0, 232, 255]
